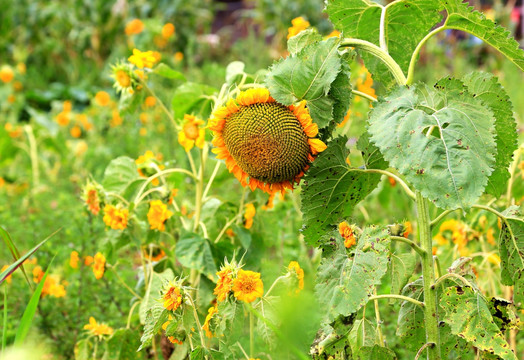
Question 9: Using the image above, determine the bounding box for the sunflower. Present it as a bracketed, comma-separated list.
[209, 88, 326, 194]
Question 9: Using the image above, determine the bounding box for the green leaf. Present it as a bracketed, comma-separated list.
[153, 64, 186, 81]
[103, 329, 141, 360]
[514, 270, 524, 309]
[396, 278, 425, 350]
[487, 297, 519, 333]
[440, 323, 473, 360]
[440, 286, 516, 360]
[139, 268, 174, 323]
[357, 345, 397, 359]
[442, 0, 524, 72]
[348, 318, 377, 357]
[0, 125, 19, 165]
[74, 339, 93, 360]
[461, 72, 518, 197]
[225, 61, 245, 84]
[315, 226, 390, 323]
[301, 136, 385, 246]
[102, 156, 139, 195]
[390, 252, 417, 297]
[176, 233, 217, 277]
[138, 308, 169, 351]
[14, 258, 54, 345]
[368, 82, 496, 210]
[171, 82, 216, 120]
[265, 38, 342, 128]
[287, 28, 323, 56]
[498, 207, 524, 287]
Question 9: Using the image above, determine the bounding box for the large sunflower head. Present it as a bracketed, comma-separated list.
[209, 88, 326, 194]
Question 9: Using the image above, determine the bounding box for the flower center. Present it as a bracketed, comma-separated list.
[184, 123, 200, 140]
[222, 102, 310, 184]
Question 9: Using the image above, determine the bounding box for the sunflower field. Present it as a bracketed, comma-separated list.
[1, 0, 524, 359]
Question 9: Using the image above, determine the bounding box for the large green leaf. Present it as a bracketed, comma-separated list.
[368, 82, 496, 210]
[139, 268, 174, 323]
[461, 72, 518, 197]
[442, 0, 524, 72]
[171, 82, 216, 120]
[176, 233, 217, 277]
[287, 28, 323, 56]
[102, 156, 139, 195]
[396, 278, 425, 351]
[315, 226, 390, 323]
[138, 308, 169, 351]
[357, 345, 397, 359]
[348, 318, 377, 357]
[301, 135, 386, 246]
[498, 207, 524, 290]
[440, 286, 516, 360]
[265, 38, 342, 128]
[103, 329, 142, 360]
[390, 252, 417, 297]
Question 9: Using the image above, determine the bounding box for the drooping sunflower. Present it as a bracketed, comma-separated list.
[209, 88, 326, 194]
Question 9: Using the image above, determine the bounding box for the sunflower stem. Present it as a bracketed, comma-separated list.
[249, 309, 254, 358]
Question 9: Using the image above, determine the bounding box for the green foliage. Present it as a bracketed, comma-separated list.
[171, 82, 217, 121]
[153, 64, 187, 81]
[138, 308, 169, 351]
[103, 329, 142, 360]
[498, 207, 524, 301]
[396, 278, 424, 350]
[139, 269, 174, 324]
[348, 318, 377, 357]
[368, 81, 497, 210]
[102, 157, 139, 195]
[389, 252, 416, 297]
[175, 232, 217, 277]
[301, 135, 386, 246]
[287, 29, 323, 55]
[315, 226, 390, 323]
[440, 286, 516, 360]
[357, 345, 397, 359]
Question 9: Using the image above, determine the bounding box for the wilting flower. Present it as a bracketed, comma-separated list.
[210, 88, 326, 194]
[147, 200, 173, 231]
[162, 23, 175, 39]
[244, 203, 256, 229]
[287, 17, 310, 39]
[103, 204, 129, 230]
[82, 181, 102, 215]
[214, 267, 234, 302]
[162, 281, 183, 311]
[92, 252, 106, 280]
[70, 251, 80, 269]
[178, 114, 205, 152]
[202, 305, 218, 338]
[339, 221, 356, 249]
[128, 49, 159, 69]
[287, 261, 304, 294]
[0, 65, 14, 83]
[232, 269, 264, 303]
[125, 19, 144, 36]
[84, 317, 114, 337]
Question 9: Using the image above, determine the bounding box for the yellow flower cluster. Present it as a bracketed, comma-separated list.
[32, 266, 67, 298]
[147, 200, 173, 231]
[338, 221, 356, 248]
[103, 204, 129, 230]
[162, 281, 183, 311]
[84, 317, 114, 337]
[287, 17, 310, 39]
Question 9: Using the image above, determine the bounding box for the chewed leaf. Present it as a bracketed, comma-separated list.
[498, 207, 524, 288]
[368, 82, 496, 210]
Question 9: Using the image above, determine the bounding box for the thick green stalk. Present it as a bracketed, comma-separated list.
[416, 192, 441, 360]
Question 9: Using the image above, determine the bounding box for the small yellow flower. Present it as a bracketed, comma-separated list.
[244, 203, 256, 229]
[111, 110, 122, 127]
[288, 261, 304, 294]
[70, 251, 80, 269]
[103, 204, 129, 230]
[202, 305, 218, 338]
[56, 112, 70, 126]
[214, 268, 234, 302]
[225, 228, 235, 237]
[41, 275, 67, 298]
[144, 96, 156, 107]
[162, 281, 183, 311]
[16, 63, 26, 74]
[33, 266, 44, 283]
[116, 70, 131, 88]
[63, 100, 73, 112]
[178, 114, 205, 152]
[128, 49, 159, 69]
[487, 253, 501, 266]
[486, 227, 496, 245]
[162, 23, 175, 39]
[70, 126, 82, 138]
[339, 221, 356, 249]
[125, 19, 144, 36]
[84, 256, 94, 266]
[139, 128, 147, 136]
[147, 200, 173, 231]
[93, 252, 106, 280]
[174, 52, 184, 62]
[0, 65, 14, 83]
[84, 317, 114, 337]
[403, 221, 413, 238]
[232, 269, 264, 303]
[287, 17, 310, 39]
[1, 265, 12, 283]
[94, 91, 111, 106]
[7, 94, 15, 104]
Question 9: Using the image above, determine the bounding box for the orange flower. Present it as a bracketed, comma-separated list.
[33, 266, 44, 283]
[486, 228, 496, 245]
[125, 19, 144, 36]
[115, 70, 131, 88]
[202, 305, 218, 338]
[147, 200, 173, 231]
[287, 17, 310, 39]
[70, 126, 82, 138]
[209, 88, 325, 195]
[214, 268, 234, 302]
[84, 317, 114, 337]
[1, 265, 12, 284]
[128, 49, 159, 69]
[178, 114, 205, 152]
[84, 256, 94, 266]
[403, 221, 412, 238]
[103, 204, 129, 230]
[110, 110, 122, 127]
[232, 269, 264, 303]
[94, 91, 111, 106]
[356, 67, 376, 99]
[288, 261, 304, 294]
[162, 281, 183, 311]
[56, 112, 70, 126]
[339, 221, 356, 248]
[144, 96, 156, 107]
[83, 182, 101, 216]
[244, 203, 256, 229]
[225, 228, 235, 237]
[93, 252, 106, 280]
[0, 65, 14, 83]
[41, 275, 67, 298]
[70, 251, 79, 269]
[162, 23, 175, 39]
[173, 52, 184, 62]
